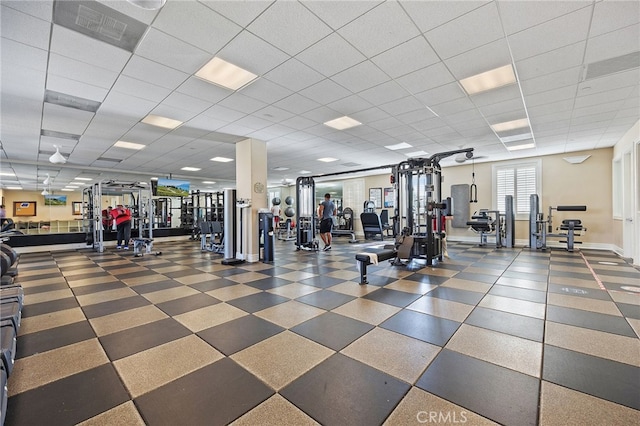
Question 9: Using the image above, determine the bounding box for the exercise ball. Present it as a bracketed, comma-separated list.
[285, 196, 294, 206]
[272, 197, 281, 205]
[284, 207, 295, 217]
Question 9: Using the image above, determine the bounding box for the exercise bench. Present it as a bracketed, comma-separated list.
[355, 249, 398, 285]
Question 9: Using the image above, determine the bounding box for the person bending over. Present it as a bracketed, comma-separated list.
[102, 206, 113, 232]
[318, 193, 336, 251]
[113, 204, 132, 250]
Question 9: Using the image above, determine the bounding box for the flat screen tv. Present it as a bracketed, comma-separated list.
[154, 178, 190, 197]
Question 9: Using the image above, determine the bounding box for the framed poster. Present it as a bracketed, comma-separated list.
[44, 195, 67, 206]
[72, 202, 83, 215]
[369, 187, 382, 209]
[14, 201, 37, 216]
[384, 187, 395, 208]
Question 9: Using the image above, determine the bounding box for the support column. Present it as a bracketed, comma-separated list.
[235, 138, 268, 263]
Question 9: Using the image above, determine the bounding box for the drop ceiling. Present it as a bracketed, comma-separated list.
[1, 0, 638, 193]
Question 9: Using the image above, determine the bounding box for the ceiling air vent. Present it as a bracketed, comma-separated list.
[45, 90, 101, 113]
[53, 0, 148, 52]
[41, 129, 81, 141]
[584, 51, 640, 80]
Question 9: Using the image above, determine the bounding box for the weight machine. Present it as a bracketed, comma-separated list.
[82, 180, 156, 254]
[392, 148, 474, 266]
[295, 177, 319, 251]
[466, 195, 515, 248]
[529, 194, 587, 252]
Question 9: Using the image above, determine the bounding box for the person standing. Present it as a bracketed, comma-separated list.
[318, 193, 336, 251]
[113, 204, 132, 250]
[102, 206, 113, 232]
[0, 204, 6, 229]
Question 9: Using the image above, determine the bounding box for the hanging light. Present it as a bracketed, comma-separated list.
[49, 145, 67, 164]
[41, 188, 49, 196]
[43, 173, 51, 186]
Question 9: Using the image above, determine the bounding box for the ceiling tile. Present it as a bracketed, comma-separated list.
[274, 93, 321, 115]
[507, 7, 593, 61]
[264, 58, 325, 92]
[162, 92, 212, 115]
[153, 1, 241, 54]
[122, 55, 189, 90]
[201, 105, 247, 122]
[327, 95, 373, 116]
[520, 67, 582, 95]
[378, 96, 425, 116]
[301, 0, 382, 30]
[247, 1, 332, 56]
[498, 0, 591, 35]
[216, 30, 290, 76]
[112, 75, 171, 102]
[395, 62, 456, 94]
[359, 80, 408, 105]
[255, 105, 296, 123]
[240, 78, 292, 105]
[515, 42, 586, 81]
[176, 77, 230, 103]
[399, 0, 488, 33]
[425, 2, 503, 59]
[135, 28, 211, 74]
[590, 1, 640, 38]
[48, 53, 119, 89]
[296, 32, 367, 77]
[218, 92, 268, 115]
[300, 79, 352, 105]
[414, 82, 466, 107]
[584, 24, 640, 64]
[199, 0, 272, 27]
[42, 102, 94, 135]
[46, 74, 109, 103]
[338, 1, 420, 57]
[444, 38, 513, 81]
[2, 0, 53, 21]
[371, 35, 440, 78]
[330, 60, 389, 93]
[470, 84, 521, 107]
[50, 25, 131, 72]
[1, 4, 51, 50]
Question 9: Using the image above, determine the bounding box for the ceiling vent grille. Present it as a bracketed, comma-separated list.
[584, 51, 640, 80]
[53, 0, 148, 52]
[41, 129, 81, 141]
[44, 90, 101, 113]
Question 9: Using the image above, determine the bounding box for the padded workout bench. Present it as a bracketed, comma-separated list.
[355, 249, 397, 285]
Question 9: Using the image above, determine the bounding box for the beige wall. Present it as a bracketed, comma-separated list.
[441, 148, 613, 246]
[3, 190, 84, 222]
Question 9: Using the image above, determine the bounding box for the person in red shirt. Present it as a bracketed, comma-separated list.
[102, 206, 113, 232]
[113, 204, 132, 250]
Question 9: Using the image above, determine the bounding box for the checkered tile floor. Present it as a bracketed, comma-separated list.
[6, 239, 640, 425]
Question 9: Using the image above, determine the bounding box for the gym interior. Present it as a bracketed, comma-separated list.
[1, 1, 639, 425]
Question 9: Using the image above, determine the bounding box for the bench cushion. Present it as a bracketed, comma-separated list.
[356, 249, 396, 264]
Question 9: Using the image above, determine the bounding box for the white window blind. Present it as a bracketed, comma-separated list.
[493, 161, 540, 217]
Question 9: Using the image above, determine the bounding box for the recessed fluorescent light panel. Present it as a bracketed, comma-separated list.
[0, 172, 15, 177]
[505, 142, 535, 151]
[459, 64, 516, 95]
[317, 157, 339, 163]
[385, 142, 413, 151]
[406, 150, 428, 157]
[202, 181, 216, 184]
[74, 177, 92, 181]
[181, 167, 201, 171]
[491, 118, 529, 133]
[210, 157, 234, 163]
[6, 186, 22, 190]
[196, 57, 258, 91]
[141, 114, 183, 129]
[273, 167, 289, 171]
[300, 170, 311, 174]
[324, 116, 362, 130]
[500, 133, 532, 144]
[61, 188, 74, 191]
[114, 140, 146, 150]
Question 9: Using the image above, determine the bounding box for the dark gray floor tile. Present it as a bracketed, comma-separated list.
[5, 364, 129, 426]
[214, 268, 256, 278]
[21, 297, 79, 318]
[17, 272, 63, 281]
[543, 345, 640, 410]
[280, 353, 410, 425]
[299, 266, 339, 275]
[488, 285, 546, 303]
[416, 349, 539, 426]
[591, 268, 640, 279]
[67, 272, 114, 281]
[82, 295, 151, 319]
[291, 312, 373, 351]
[453, 272, 498, 284]
[245, 276, 293, 290]
[156, 293, 221, 316]
[110, 270, 157, 280]
[21, 282, 69, 295]
[548, 283, 612, 301]
[299, 275, 345, 289]
[189, 278, 237, 292]
[226, 292, 289, 313]
[131, 279, 182, 294]
[99, 317, 192, 360]
[546, 305, 636, 338]
[161, 269, 200, 279]
[465, 307, 544, 342]
[601, 281, 640, 293]
[403, 274, 450, 285]
[380, 310, 460, 346]
[198, 315, 284, 355]
[616, 302, 640, 320]
[295, 290, 355, 310]
[16, 321, 96, 358]
[363, 288, 422, 307]
[72, 281, 128, 296]
[257, 267, 296, 277]
[135, 358, 273, 425]
[426, 286, 484, 305]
